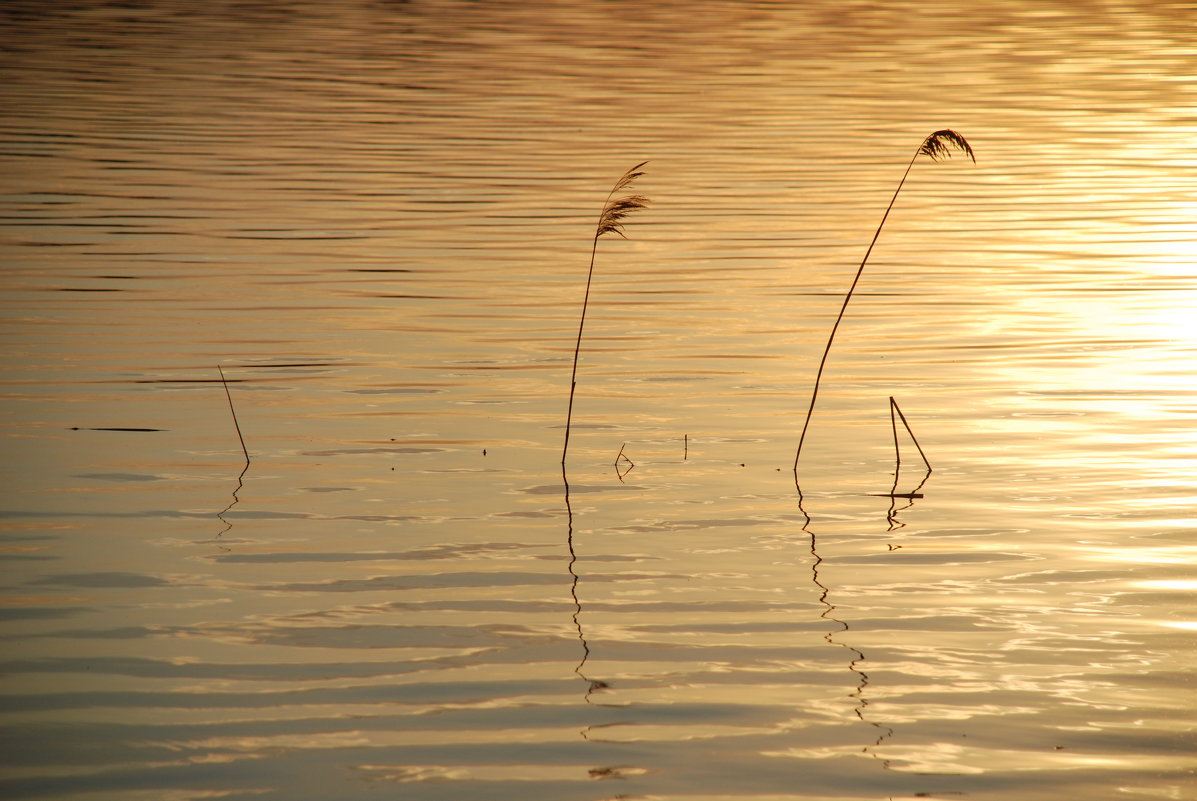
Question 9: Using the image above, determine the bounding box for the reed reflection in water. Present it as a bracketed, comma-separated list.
[1, 1, 1196, 800]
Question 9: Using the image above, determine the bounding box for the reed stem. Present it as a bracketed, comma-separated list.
[793, 131, 973, 477]
[561, 162, 648, 472]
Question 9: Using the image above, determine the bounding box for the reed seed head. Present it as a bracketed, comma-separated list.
[596, 161, 649, 239]
[918, 129, 975, 163]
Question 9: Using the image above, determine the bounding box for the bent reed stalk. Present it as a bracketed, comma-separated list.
[561, 162, 649, 470]
[793, 130, 974, 476]
[888, 395, 932, 476]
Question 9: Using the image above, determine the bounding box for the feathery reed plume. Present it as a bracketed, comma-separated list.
[793, 130, 974, 476]
[562, 162, 649, 470]
[919, 129, 975, 163]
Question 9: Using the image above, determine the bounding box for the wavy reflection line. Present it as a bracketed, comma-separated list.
[214, 464, 248, 547]
[564, 471, 607, 704]
[799, 487, 893, 768]
[885, 468, 931, 532]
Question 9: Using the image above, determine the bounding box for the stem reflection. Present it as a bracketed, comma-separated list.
[799, 487, 894, 768]
[563, 469, 607, 703]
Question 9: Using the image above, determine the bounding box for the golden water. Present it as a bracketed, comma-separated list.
[1, 1, 1195, 799]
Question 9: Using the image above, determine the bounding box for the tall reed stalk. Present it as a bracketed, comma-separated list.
[561, 162, 649, 470]
[793, 130, 974, 476]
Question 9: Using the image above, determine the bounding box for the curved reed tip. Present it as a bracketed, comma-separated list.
[919, 129, 975, 163]
[596, 161, 650, 239]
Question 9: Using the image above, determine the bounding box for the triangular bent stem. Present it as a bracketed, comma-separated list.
[890, 396, 932, 473]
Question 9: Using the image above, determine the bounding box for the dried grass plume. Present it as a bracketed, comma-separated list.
[918, 129, 976, 163]
[596, 161, 650, 238]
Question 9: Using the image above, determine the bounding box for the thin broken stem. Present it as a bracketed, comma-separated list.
[614, 442, 635, 481]
[218, 365, 249, 470]
[889, 396, 932, 473]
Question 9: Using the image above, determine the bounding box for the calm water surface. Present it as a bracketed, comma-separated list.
[2, 1, 1196, 800]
